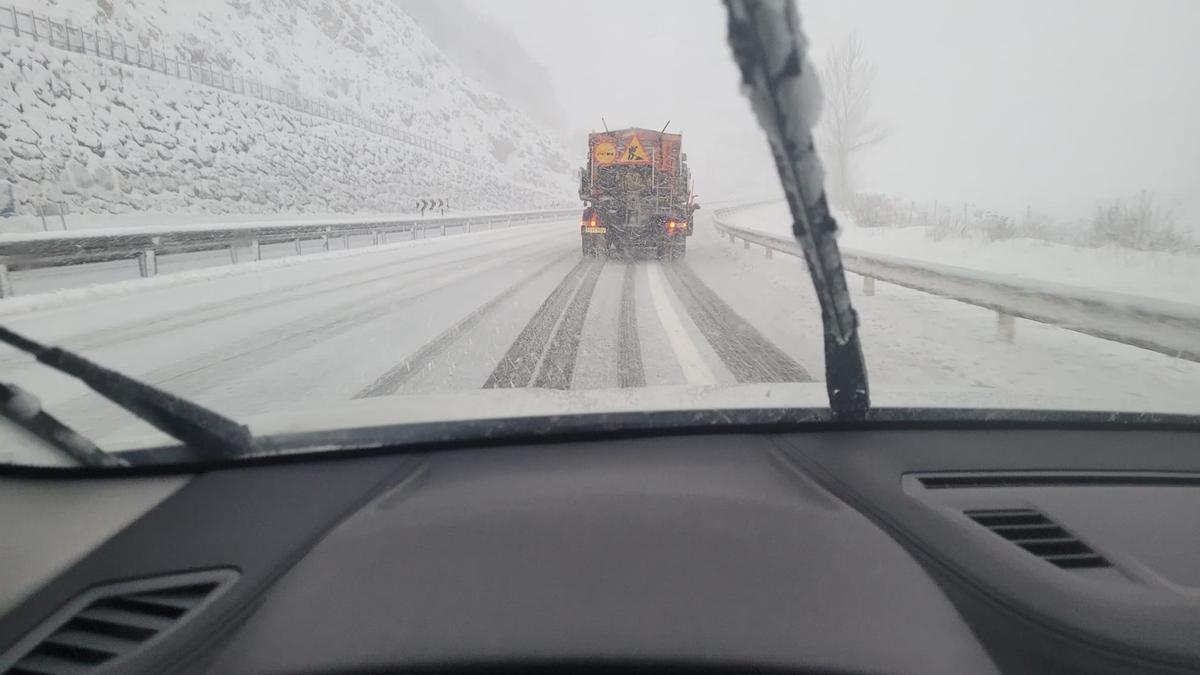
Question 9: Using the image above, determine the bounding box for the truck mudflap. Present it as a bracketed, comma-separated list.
[656, 232, 687, 261]
[582, 230, 606, 256]
[580, 208, 607, 256]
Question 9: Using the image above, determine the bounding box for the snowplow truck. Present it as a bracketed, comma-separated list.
[579, 128, 699, 259]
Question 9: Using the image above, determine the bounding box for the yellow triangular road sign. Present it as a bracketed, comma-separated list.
[618, 135, 649, 164]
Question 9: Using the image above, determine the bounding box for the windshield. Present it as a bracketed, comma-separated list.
[1, 0, 1198, 467]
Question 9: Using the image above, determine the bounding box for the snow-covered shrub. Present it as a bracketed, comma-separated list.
[919, 206, 961, 241]
[846, 193, 907, 228]
[1091, 191, 1187, 252]
[977, 212, 1015, 241]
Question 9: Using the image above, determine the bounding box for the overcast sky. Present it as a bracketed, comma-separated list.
[467, 0, 1199, 224]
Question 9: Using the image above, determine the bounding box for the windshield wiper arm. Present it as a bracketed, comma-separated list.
[0, 326, 253, 460]
[0, 381, 126, 467]
[723, 0, 870, 420]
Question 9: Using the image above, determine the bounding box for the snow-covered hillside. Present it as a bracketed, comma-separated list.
[1, 0, 576, 224]
[1, 42, 563, 221]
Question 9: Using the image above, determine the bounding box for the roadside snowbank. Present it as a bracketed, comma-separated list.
[727, 201, 1200, 305]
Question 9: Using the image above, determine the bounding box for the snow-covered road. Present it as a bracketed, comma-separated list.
[2, 213, 1199, 464]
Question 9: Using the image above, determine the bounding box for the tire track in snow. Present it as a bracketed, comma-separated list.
[354, 251, 574, 398]
[617, 263, 645, 388]
[664, 261, 813, 383]
[483, 257, 603, 389]
[532, 257, 606, 389]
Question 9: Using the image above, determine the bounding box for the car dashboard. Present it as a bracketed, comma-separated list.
[2, 425, 1199, 675]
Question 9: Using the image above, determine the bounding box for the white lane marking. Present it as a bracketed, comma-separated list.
[645, 263, 717, 385]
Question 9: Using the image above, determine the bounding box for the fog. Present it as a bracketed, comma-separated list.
[468, 0, 1200, 225]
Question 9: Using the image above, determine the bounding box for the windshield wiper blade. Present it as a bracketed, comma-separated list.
[723, 0, 870, 420]
[0, 381, 127, 467]
[0, 326, 253, 460]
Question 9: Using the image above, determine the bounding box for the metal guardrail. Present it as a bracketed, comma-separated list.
[713, 205, 1200, 363]
[0, 209, 579, 297]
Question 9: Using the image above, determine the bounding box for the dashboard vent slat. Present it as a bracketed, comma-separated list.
[965, 508, 1112, 570]
[73, 606, 176, 633]
[39, 630, 138, 658]
[2, 571, 235, 675]
[919, 473, 1200, 489]
[1049, 554, 1112, 569]
[125, 586, 215, 612]
[8, 652, 94, 675]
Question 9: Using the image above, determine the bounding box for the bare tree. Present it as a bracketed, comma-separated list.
[818, 33, 887, 204]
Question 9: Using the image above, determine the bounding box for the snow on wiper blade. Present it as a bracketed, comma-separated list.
[0, 326, 253, 462]
[0, 381, 126, 467]
[723, 0, 870, 420]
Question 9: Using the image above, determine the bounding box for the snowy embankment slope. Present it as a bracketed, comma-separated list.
[0, 41, 560, 229]
[728, 201, 1200, 305]
[9, 0, 576, 191]
[0, 0, 577, 230]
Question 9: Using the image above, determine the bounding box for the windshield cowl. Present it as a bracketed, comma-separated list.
[52, 384, 1194, 468]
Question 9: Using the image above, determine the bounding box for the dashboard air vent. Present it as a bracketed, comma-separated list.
[1, 570, 236, 675]
[965, 508, 1111, 570]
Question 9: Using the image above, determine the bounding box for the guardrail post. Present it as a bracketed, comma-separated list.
[996, 312, 1015, 343]
[137, 249, 157, 277]
[411, 225, 417, 240]
[321, 234, 330, 251]
[466, 220, 472, 233]
[441, 223, 447, 237]
[0, 264, 12, 298]
[342, 233, 349, 249]
[250, 238, 261, 261]
[293, 237, 302, 255]
[862, 276, 875, 296]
